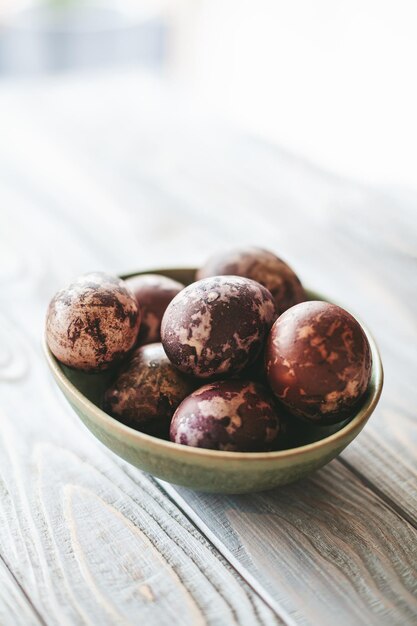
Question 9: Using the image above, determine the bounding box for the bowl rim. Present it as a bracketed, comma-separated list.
[43, 268, 384, 462]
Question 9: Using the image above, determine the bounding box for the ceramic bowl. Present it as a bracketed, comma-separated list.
[43, 268, 383, 494]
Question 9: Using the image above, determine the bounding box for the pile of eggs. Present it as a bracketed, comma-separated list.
[46, 247, 372, 453]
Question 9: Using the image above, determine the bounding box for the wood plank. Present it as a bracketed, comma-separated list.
[0, 382, 280, 626]
[163, 461, 417, 626]
[0, 557, 44, 626]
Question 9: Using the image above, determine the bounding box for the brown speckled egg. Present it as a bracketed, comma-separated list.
[103, 343, 195, 438]
[125, 274, 184, 345]
[46, 271, 141, 372]
[170, 380, 284, 451]
[197, 247, 306, 316]
[266, 301, 372, 424]
[161, 276, 276, 379]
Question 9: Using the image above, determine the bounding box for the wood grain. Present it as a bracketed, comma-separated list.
[166, 460, 417, 626]
[0, 399, 279, 626]
[0, 557, 44, 626]
[0, 71, 416, 625]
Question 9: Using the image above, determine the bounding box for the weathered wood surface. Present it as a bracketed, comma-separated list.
[0, 558, 44, 626]
[0, 372, 280, 625]
[165, 462, 417, 626]
[0, 71, 416, 625]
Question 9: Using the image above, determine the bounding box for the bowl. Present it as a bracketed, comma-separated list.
[43, 268, 383, 494]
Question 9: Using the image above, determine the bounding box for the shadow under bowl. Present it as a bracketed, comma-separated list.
[43, 267, 384, 494]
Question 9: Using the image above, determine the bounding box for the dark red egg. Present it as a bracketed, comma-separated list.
[170, 380, 285, 452]
[197, 247, 306, 316]
[125, 274, 184, 345]
[103, 343, 195, 438]
[46, 272, 141, 372]
[161, 276, 276, 379]
[266, 301, 372, 424]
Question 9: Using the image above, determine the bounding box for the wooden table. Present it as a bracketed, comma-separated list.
[0, 71, 416, 626]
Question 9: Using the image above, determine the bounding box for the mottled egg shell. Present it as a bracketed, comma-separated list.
[161, 276, 276, 379]
[266, 301, 372, 424]
[103, 343, 195, 438]
[46, 271, 141, 372]
[125, 274, 185, 345]
[170, 380, 284, 452]
[197, 247, 306, 316]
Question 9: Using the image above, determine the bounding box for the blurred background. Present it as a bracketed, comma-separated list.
[1, 0, 416, 189]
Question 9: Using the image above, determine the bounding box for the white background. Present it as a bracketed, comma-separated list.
[169, 0, 417, 190]
[1, 0, 416, 191]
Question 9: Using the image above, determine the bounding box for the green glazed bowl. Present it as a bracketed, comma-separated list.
[43, 268, 383, 494]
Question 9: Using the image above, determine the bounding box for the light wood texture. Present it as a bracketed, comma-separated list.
[0, 313, 283, 623]
[0, 557, 44, 626]
[0, 384, 279, 626]
[0, 71, 416, 625]
[166, 461, 417, 626]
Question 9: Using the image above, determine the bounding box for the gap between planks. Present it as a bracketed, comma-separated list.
[154, 478, 298, 626]
[0, 554, 46, 626]
[337, 457, 417, 532]
[154, 451, 417, 626]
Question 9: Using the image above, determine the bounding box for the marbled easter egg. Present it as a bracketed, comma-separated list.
[161, 276, 276, 378]
[170, 380, 284, 451]
[197, 247, 306, 316]
[266, 301, 372, 423]
[125, 274, 184, 345]
[103, 342, 195, 438]
[46, 272, 140, 372]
